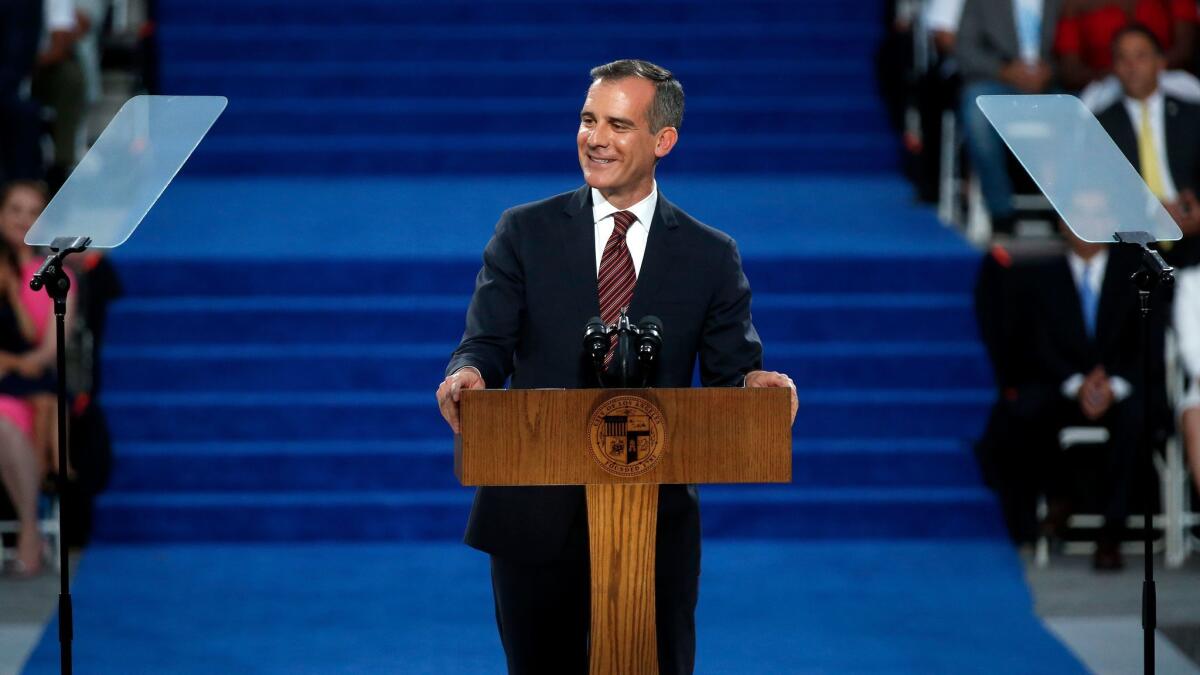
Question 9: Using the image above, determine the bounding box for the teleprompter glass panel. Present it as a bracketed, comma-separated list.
[976, 94, 1180, 243]
[26, 95, 227, 248]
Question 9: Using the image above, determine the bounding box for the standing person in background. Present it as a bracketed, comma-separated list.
[32, 0, 87, 191]
[0, 0, 44, 185]
[958, 0, 1064, 236]
[1055, 0, 1197, 90]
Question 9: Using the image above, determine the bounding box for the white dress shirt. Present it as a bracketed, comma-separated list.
[1173, 266, 1200, 409]
[1013, 0, 1044, 63]
[1061, 249, 1132, 401]
[925, 0, 965, 33]
[1123, 89, 1179, 202]
[591, 181, 657, 277]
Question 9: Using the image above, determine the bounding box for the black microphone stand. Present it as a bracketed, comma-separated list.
[583, 310, 662, 389]
[29, 235, 90, 675]
[614, 312, 634, 388]
[1113, 230, 1172, 675]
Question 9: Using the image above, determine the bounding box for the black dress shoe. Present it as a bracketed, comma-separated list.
[1092, 539, 1125, 572]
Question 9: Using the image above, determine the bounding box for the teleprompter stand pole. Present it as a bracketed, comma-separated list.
[1113, 231, 1172, 675]
[29, 235, 91, 675]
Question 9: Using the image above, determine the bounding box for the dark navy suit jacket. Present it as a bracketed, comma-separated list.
[446, 184, 763, 562]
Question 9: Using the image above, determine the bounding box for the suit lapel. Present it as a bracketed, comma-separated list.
[1096, 251, 1131, 351]
[1039, 0, 1062, 58]
[561, 184, 601, 317]
[1110, 104, 1140, 171]
[996, 1, 1018, 57]
[1053, 257, 1090, 348]
[1165, 97, 1186, 186]
[628, 192, 681, 319]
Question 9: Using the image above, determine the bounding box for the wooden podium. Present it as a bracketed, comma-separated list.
[455, 387, 792, 675]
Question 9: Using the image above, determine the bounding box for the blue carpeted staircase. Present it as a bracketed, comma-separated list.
[82, 0, 1004, 543]
[154, 0, 896, 175]
[92, 249, 1001, 542]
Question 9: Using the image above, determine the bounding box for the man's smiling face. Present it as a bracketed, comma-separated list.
[577, 77, 674, 206]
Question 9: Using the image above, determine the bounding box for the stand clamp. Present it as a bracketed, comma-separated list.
[30, 236, 91, 310]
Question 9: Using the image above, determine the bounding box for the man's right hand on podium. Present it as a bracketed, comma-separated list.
[436, 366, 485, 434]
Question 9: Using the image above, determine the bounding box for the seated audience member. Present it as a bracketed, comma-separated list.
[1097, 24, 1200, 267]
[1171, 266, 1200, 499]
[1025, 224, 1143, 570]
[0, 182, 70, 475]
[958, 0, 1064, 235]
[974, 245, 1057, 545]
[0, 0, 44, 184]
[1056, 0, 1197, 91]
[0, 181, 67, 577]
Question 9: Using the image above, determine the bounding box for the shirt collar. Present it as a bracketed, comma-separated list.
[591, 180, 658, 232]
[1067, 248, 1108, 281]
[1125, 88, 1163, 118]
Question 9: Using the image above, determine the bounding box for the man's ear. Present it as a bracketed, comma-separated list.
[654, 127, 679, 159]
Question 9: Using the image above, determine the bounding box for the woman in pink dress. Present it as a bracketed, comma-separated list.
[0, 181, 73, 577]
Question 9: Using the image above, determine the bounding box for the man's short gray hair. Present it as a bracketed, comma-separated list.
[589, 59, 684, 133]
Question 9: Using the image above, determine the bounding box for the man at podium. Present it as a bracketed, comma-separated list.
[435, 59, 798, 675]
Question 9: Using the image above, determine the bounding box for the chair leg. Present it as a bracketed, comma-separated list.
[937, 110, 958, 226]
[966, 175, 992, 245]
[1164, 439, 1185, 568]
[1035, 494, 1050, 568]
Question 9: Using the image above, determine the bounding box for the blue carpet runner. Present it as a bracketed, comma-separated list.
[21, 542, 1088, 674]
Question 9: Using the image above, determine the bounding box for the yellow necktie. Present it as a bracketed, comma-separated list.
[1138, 100, 1167, 199]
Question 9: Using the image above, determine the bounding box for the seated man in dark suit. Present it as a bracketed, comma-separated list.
[1024, 224, 1144, 570]
[1097, 23, 1200, 267]
[434, 60, 798, 674]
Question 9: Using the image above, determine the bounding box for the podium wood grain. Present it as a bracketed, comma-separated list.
[586, 483, 658, 675]
[455, 387, 792, 486]
[456, 387, 791, 675]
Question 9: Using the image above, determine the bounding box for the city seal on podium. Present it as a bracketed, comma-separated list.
[587, 395, 666, 477]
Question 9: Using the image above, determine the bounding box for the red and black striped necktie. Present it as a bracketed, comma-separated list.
[597, 210, 638, 369]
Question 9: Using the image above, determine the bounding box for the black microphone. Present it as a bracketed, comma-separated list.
[583, 316, 609, 372]
[636, 316, 663, 378]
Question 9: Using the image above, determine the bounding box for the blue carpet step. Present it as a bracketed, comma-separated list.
[159, 1, 884, 26]
[90, 485, 1004, 543]
[102, 341, 992, 392]
[102, 388, 992, 442]
[181, 133, 896, 175]
[159, 29, 881, 64]
[103, 293, 976, 346]
[164, 61, 878, 99]
[204, 98, 891, 137]
[105, 438, 984, 493]
[109, 255, 981, 298]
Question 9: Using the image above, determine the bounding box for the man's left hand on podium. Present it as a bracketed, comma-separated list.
[745, 370, 798, 424]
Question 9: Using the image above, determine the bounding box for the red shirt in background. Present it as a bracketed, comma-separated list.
[1055, 0, 1198, 70]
